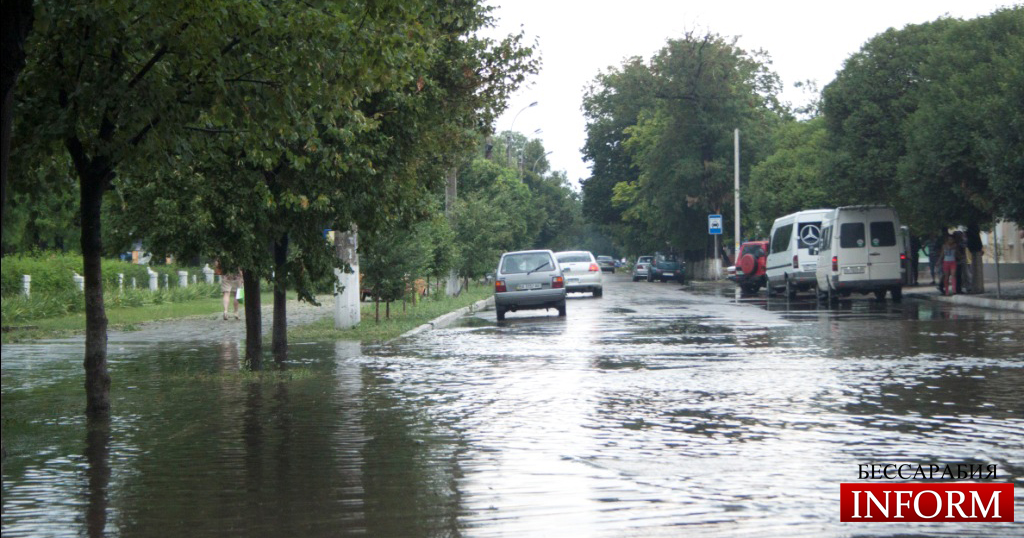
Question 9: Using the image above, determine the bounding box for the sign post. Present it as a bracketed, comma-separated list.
[709, 214, 723, 279]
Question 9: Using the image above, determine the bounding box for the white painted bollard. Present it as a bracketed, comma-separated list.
[73, 273, 85, 292]
[202, 264, 215, 283]
[118, 273, 124, 291]
[191, 274, 197, 285]
[23, 275, 31, 297]
[162, 273, 169, 289]
[148, 268, 158, 291]
[132, 277, 137, 289]
[178, 271, 189, 288]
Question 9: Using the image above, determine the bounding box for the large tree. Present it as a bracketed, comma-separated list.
[582, 32, 786, 257]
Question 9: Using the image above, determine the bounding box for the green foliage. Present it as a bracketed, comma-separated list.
[2, 280, 219, 324]
[581, 31, 786, 256]
[747, 117, 833, 235]
[1, 252, 206, 298]
[822, 7, 1024, 229]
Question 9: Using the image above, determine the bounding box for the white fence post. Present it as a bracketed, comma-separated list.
[178, 270, 189, 288]
[132, 277, 137, 289]
[148, 268, 158, 291]
[202, 264, 215, 283]
[22, 274, 31, 297]
[118, 273, 124, 291]
[162, 273, 169, 289]
[72, 272, 85, 292]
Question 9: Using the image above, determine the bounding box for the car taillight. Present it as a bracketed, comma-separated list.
[832, 256, 838, 272]
[589, 263, 599, 272]
[900, 253, 907, 261]
[792, 255, 799, 269]
[495, 280, 507, 293]
[552, 276, 564, 289]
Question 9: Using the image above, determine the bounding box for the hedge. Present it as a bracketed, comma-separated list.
[1, 252, 206, 298]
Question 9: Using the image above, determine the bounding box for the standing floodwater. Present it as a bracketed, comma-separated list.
[3, 275, 1022, 537]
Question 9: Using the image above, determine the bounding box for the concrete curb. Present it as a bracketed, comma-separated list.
[911, 292, 1024, 313]
[395, 296, 495, 341]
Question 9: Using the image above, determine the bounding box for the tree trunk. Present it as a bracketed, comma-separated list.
[242, 269, 262, 370]
[81, 170, 110, 417]
[966, 224, 984, 293]
[386, 301, 390, 320]
[272, 233, 288, 366]
[375, 297, 379, 323]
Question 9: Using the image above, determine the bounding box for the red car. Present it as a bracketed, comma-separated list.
[732, 241, 768, 294]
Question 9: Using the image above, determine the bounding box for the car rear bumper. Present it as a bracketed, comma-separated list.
[831, 277, 902, 292]
[495, 288, 567, 309]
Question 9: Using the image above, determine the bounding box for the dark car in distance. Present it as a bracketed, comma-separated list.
[596, 256, 616, 273]
[648, 252, 683, 282]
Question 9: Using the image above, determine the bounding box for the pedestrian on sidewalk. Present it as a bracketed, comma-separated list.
[928, 233, 942, 285]
[939, 234, 958, 296]
[215, 259, 243, 320]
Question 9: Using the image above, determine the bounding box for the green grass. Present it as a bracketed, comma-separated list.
[1, 291, 274, 343]
[289, 282, 493, 344]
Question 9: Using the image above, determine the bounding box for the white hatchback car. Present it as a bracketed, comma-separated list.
[555, 251, 603, 297]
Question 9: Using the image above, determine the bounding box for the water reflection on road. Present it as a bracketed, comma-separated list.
[2, 275, 1022, 537]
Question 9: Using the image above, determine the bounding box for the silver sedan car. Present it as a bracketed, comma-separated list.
[494, 250, 567, 321]
[555, 250, 603, 297]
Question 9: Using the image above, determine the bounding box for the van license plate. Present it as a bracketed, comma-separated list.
[842, 266, 865, 274]
[517, 283, 543, 290]
[568, 278, 580, 284]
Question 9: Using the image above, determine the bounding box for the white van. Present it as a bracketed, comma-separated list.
[814, 205, 904, 301]
[765, 209, 832, 296]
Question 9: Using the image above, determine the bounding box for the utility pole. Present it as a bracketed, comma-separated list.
[445, 167, 460, 296]
[734, 129, 741, 258]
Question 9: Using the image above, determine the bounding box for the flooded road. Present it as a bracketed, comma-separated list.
[3, 274, 1022, 537]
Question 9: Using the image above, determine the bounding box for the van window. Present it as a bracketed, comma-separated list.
[797, 222, 823, 249]
[840, 223, 865, 248]
[870, 222, 896, 247]
[820, 226, 832, 250]
[771, 224, 793, 254]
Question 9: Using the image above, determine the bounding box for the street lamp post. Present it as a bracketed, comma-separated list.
[506, 101, 538, 166]
[531, 151, 553, 173]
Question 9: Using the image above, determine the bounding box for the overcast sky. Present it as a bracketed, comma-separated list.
[483, 1, 1017, 187]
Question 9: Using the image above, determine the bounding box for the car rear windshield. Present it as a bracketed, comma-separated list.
[657, 254, 678, 262]
[557, 254, 591, 263]
[741, 244, 765, 257]
[501, 253, 554, 274]
[638, 257, 653, 263]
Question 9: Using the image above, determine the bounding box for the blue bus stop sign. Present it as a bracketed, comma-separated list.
[708, 214, 723, 235]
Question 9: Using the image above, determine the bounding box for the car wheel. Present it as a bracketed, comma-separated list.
[785, 278, 797, 298]
[557, 300, 567, 317]
[873, 289, 887, 301]
[647, 273, 653, 282]
[891, 286, 903, 302]
[593, 287, 603, 298]
[496, 305, 506, 321]
[632, 276, 638, 282]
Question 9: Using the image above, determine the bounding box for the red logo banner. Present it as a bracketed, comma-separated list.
[840, 482, 1014, 522]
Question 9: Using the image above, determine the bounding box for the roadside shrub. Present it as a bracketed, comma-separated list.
[2, 252, 207, 297]
[1, 280, 221, 325]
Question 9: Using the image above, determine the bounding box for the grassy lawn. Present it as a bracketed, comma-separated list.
[1, 292, 274, 343]
[289, 282, 492, 344]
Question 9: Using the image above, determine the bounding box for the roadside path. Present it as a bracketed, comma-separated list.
[42, 296, 336, 344]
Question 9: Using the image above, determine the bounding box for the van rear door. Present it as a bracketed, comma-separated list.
[837, 220, 869, 283]
[867, 220, 900, 282]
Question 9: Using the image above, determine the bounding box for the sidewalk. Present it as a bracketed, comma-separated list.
[903, 278, 1024, 313]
